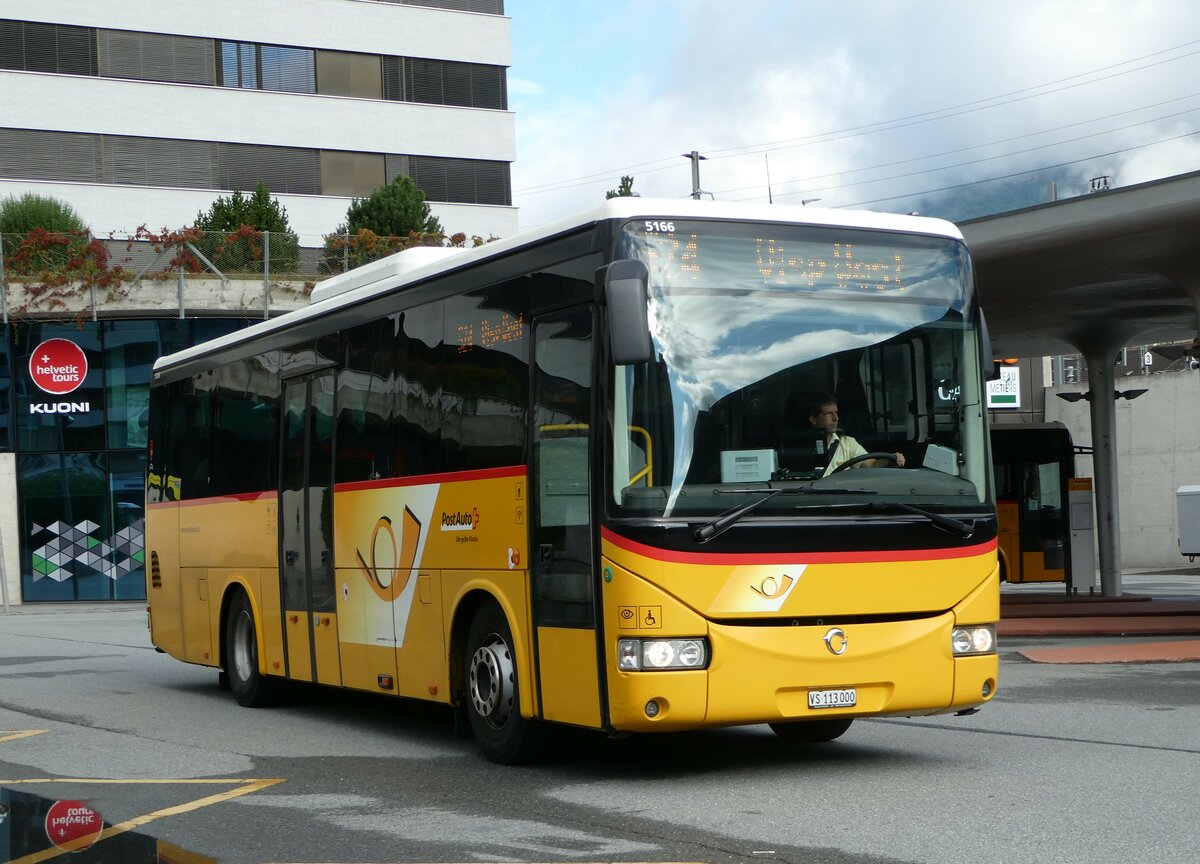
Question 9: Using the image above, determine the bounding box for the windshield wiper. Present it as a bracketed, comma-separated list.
[868, 501, 975, 538]
[692, 488, 784, 543]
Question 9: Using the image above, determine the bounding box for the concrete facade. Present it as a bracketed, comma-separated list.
[1046, 370, 1200, 568]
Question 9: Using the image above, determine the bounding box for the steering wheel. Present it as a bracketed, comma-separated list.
[830, 451, 900, 473]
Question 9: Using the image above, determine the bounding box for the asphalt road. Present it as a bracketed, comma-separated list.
[1, 604, 1198, 864]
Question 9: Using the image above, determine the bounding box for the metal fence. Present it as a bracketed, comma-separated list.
[0, 228, 465, 321]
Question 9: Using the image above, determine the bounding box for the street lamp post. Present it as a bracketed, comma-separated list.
[681, 151, 707, 200]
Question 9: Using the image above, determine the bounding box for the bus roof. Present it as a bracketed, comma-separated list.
[152, 198, 965, 377]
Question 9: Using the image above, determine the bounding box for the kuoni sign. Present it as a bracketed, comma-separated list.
[29, 338, 88, 395]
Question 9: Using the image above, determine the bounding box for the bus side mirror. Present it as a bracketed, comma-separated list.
[600, 259, 652, 365]
[980, 310, 1000, 381]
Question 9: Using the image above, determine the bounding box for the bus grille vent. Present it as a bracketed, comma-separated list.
[150, 551, 161, 588]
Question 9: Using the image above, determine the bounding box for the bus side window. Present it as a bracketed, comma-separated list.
[337, 319, 395, 484]
[165, 378, 211, 501]
[441, 286, 529, 472]
[210, 356, 278, 496]
[394, 301, 443, 478]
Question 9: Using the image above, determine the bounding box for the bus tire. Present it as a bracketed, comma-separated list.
[225, 590, 275, 708]
[769, 718, 853, 743]
[464, 601, 538, 764]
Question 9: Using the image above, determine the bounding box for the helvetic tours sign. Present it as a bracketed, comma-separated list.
[44, 800, 105, 852]
[28, 338, 91, 414]
[30, 338, 87, 394]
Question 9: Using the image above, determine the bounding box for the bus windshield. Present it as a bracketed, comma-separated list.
[610, 219, 990, 519]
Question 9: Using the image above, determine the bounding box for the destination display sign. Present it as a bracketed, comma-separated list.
[624, 219, 962, 296]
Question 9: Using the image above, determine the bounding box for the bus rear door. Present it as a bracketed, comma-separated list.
[280, 370, 341, 685]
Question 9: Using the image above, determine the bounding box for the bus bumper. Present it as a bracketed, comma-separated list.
[605, 614, 998, 732]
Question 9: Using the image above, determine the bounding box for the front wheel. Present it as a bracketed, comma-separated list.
[225, 590, 275, 707]
[464, 601, 538, 764]
[769, 718, 853, 743]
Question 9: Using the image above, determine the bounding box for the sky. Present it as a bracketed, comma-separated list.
[504, 0, 1200, 230]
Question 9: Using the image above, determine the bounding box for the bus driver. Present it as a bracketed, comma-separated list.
[809, 395, 905, 475]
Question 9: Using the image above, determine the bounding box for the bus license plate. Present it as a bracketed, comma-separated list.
[808, 688, 857, 709]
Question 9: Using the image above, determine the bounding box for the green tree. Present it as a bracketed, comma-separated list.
[0, 193, 87, 234]
[192, 182, 299, 273]
[321, 176, 444, 274]
[342, 175, 442, 236]
[606, 175, 636, 199]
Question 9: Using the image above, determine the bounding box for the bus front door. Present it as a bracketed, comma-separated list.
[280, 371, 341, 686]
[530, 308, 602, 728]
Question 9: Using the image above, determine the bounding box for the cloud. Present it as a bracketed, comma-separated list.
[506, 77, 544, 97]
[510, 0, 1200, 229]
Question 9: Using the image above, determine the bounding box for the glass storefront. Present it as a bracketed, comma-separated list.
[6, 318, 250, 602]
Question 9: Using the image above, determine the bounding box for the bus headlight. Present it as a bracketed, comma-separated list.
[951, 625, 996, 655]
[617, 638, 709, 671]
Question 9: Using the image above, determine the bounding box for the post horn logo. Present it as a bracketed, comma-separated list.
[750, 574, 794, 600]
[355, 507, 422, 602]
[823, 627, 848, 655]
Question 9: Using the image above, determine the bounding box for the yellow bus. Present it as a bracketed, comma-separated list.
[146, 199, 999, 763]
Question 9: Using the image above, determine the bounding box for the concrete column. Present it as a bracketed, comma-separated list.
[1082, 346, 1123, 596]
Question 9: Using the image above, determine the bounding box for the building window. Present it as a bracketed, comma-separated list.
[103, 321, 193, 451]
[97, 30, 215, 85]
[18, 450, 147, 602]
[0, 19, 97, 76]
[219, 40, 316, 93]
[3, 20, 507, 110]
[403, 58, 507, 109]
[407, 155, 512, 205]
[321, 150, 386, 197]
[219, 142, 322, 195]
[315, 50, 382, 99]
[0, 128, 101, 183]
[0, 127, 509, 204]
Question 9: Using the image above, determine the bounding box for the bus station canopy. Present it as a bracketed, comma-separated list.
[957, 169, 1200, 597]
[960, 168, 1200, 359]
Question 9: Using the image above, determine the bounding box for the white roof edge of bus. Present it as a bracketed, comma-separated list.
[153, 198, 964, 374]
[309, 245, 467, 303]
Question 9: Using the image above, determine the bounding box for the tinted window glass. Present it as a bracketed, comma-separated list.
[163, 376, 212, 501]
[395, 302, 443, 478]
[15, 323, 104, 452]
[103, 321, 159, 450]
[337, 320, 395, 483]
[210, 357, 278, 496]
[441, 283, 529, 472]
[19, 452, 112, 601]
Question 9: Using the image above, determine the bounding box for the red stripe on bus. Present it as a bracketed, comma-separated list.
[601, 526, 997, 565]
[146, 491, 277, 510]
[336, 464, 527, 493]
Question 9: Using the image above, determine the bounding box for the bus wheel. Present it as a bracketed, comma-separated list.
[225, 590, 274, 708]
[465, 602, 537, 764]
[769, 718, 853, 743]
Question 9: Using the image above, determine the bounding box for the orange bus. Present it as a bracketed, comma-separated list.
[146, 199, 999, 762]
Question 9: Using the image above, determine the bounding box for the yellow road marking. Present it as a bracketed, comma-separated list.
[1, 777, 280, 785]
[1, 777, 284, 864]
[0, 730, 48, 744]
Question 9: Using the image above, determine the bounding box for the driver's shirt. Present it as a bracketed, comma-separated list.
[822, 432, 867, 476]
